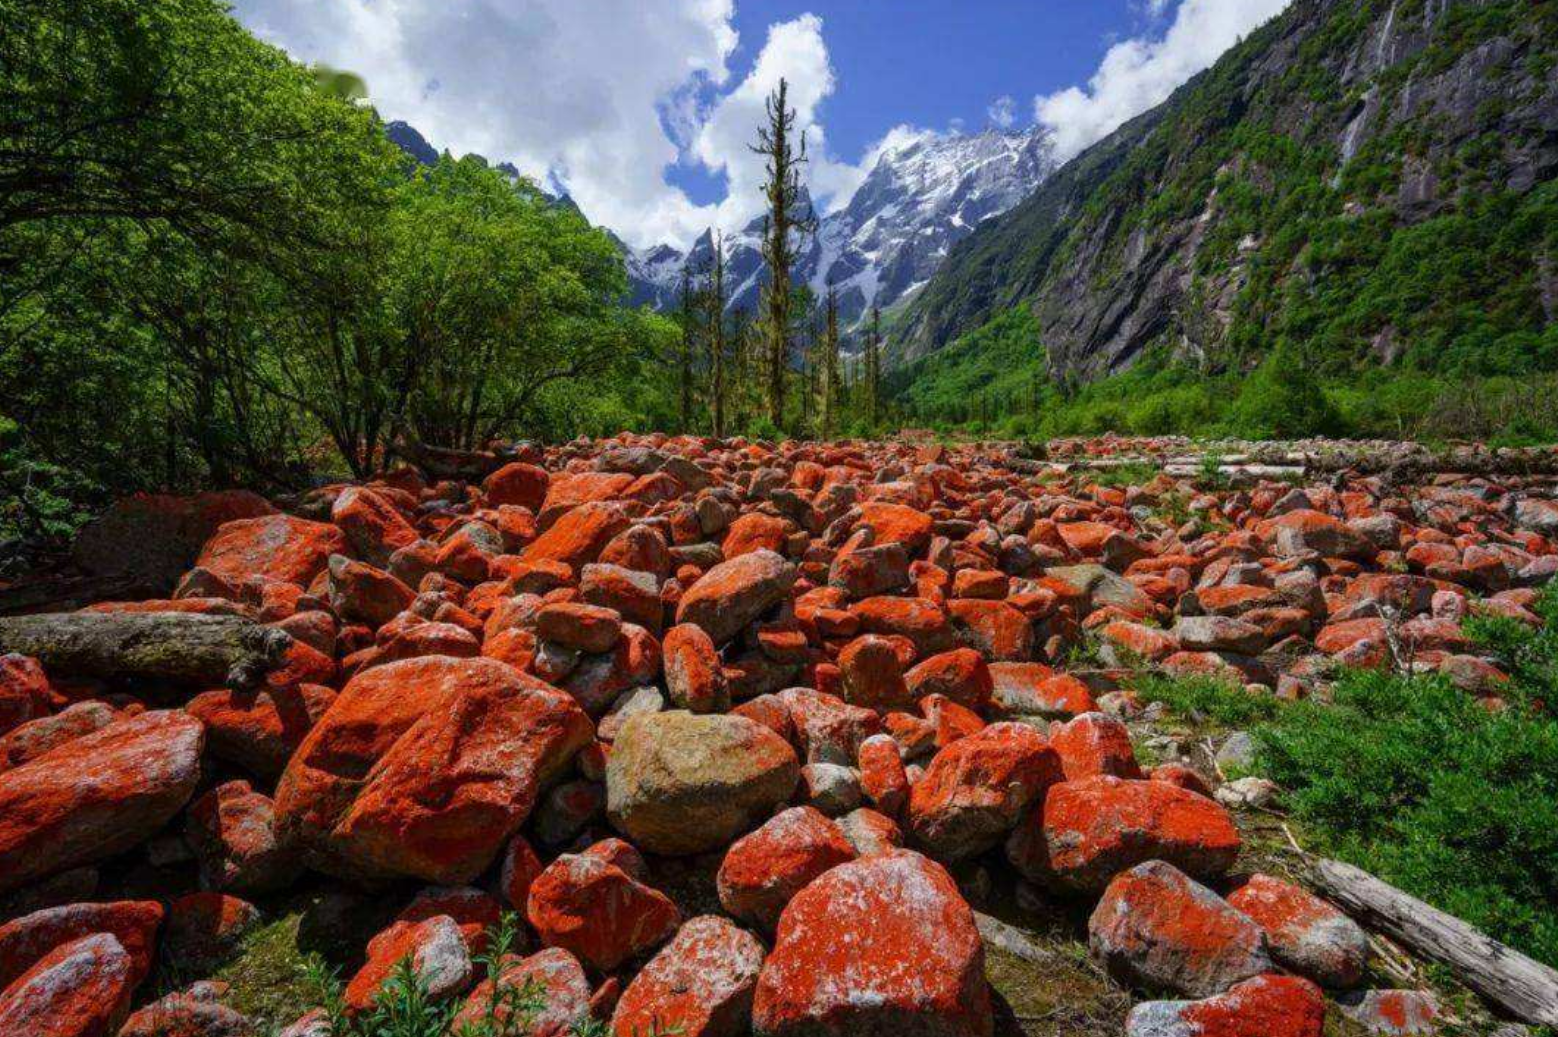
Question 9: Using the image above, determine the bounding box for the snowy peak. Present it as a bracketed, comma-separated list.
[627, 125, 1055, 331]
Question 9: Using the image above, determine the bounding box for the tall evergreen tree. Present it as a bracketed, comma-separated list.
[819, 284, 840, 439]
[705, 230, 728, 438]
[677, 264, 696, 432]
[750, 78, 814, 429]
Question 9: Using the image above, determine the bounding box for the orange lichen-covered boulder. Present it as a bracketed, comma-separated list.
[612, 916, 766, 1037]
[343, 915, 473, 1014]
[454, 947, 590, 1036]
[907, 721, 1062, 861]
[482, 462, 550, 511]
[606, 711, 799, 856]
[838, 634, 914, 712]
[662, 623, 729, 714]
[676, 549, 798, 646]
[0, 653, 53, 738]
[195, 514, 346, 587]
[1050, 712, 1143, 781]
[522, 502, 631, 568]
[186, 684, 335, 781]
[717, 806, 857, 932]
[1007, 775, 1240, 893]
[331, 486, 418, 567]
[1089, 861, 1271, 997]
[752, 850, 992, 1037]
[0, 932, 138, 1037]
[1125, 974, 1326, 1037]
[904, 648, 993, 712]
[0, 710, 204, 895]
[275, 656, 591, 883]
[0, 901, 163, 991]
[526, 840, 682, 972]
[1227, 874, 1368, 989]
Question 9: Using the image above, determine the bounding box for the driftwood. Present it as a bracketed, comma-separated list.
[1303, 857, 1558, 1027]
[0, 612, 292, 691]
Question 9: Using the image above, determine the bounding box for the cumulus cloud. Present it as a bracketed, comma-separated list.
[1035, 0, 1292, 161]
[987, 95, 1017, 129]
[230, 0, 740, 246]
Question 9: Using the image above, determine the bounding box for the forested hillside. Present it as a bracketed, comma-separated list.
[0, 0, 678, 557]
[892, 0, 1557, 437]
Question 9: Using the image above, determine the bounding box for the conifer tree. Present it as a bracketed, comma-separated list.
[750, 78, 815, 429]
[677, 265, 697, 432]
[705, 230, 728, 438]
[865, 305, 882, 428]
[819, 284, 841, 439]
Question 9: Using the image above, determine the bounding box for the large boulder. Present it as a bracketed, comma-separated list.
[0, 711, 203, 895]
[453, 947, 589, 1035]
[1006, 775, 1240, 893]
[526, 840, 681, 972]
[606, 711, 800, 856]
[907, 722, 1062, 861]
[612, 916, 766, 1037]
[0, 901, 162, 991]
[194, 514, 347, 587]
[1125, 974, 1325, 1037]
[752, 850, 991, 1037]
[275, 656, 591, 883]
[1227, 873, 1368, 989]
[0, 932, 138, 1037]
[1090, 861, 1272, 997]
[675, 550, 798, 646]
[717, 806, 856, 932]
[71, 490, 275, 593]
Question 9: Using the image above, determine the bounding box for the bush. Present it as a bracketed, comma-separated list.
[1229, 341, 1341, 439]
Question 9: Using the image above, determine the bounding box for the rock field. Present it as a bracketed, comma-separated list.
[2, 433, 1556, 1036]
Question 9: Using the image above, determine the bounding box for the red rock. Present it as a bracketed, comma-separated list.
[1090, 860, 1271, 997]
[526, 841, 681, 971]
[852, 596, 957, 655]
[523, 501, 632, 568]
[1007, 775, 1241, 893]
[186, 684, 335, 780]
[498, 834, 546, 912]
[777, 688, 881, 765]
[0, 901, 162, 990]
[581, 563, 663, 635]
[676, 549, 798, 646]
[836, 807, 904, 857]
[724, 512, 791, 559]
[857, 733, 910, 816]
[856, 503, 935, 555]
[343, 915, 473, 1014]
[839, 634, 914, 712]
[0, 933, 137, 1037]
[717, 806, 857, 932]
[830, 538, 912, 600]
[1335, 989, 1441, 1035]
[331, 486, 418, 567]
[951, 568, 1009, 600]
[947, 598, 1034, 661]
[600, 525, 673, 580]
[195, 514, 347, 587]
[1100, 621, 1180, 663]
[327, 554, 414, 627]
[753, 850, 991, 1037]
[395, 887, 502, 955]
[0, 711, 203, 895]
[483, 462, 550, 511]
[185, 780, 300, 895]
[118, 982, 253, 1037]
[907, 722, 1062, 861]
[453, 947, 589, 1036]
[1126, 974, 1325, 1037]
[1050, 712, 1143, 781]
[1227, 874, 1367, 988]
[904, 648, 993, 713]
[276, 656, 591, 883]
[0, 700, 119, 770]
[663, 623, 729, 714]
[0, 654, 52, 738]
[1267, 510, 1373, 561]
[163, 893, 258, 971]
[612, 915, 766, 1037]
[537, 601, 623, 653]
[989, 665, 1096, 718]
[1150, 764, 1213, 797]
[922, 693, 985, 747]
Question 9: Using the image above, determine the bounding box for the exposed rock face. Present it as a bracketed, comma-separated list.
[897, 0, 1558, 380]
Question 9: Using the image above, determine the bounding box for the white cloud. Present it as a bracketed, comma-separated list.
[1035, 0, 1292, 161]
[230, 0, 739, 247]
[987, 95, 1017, 129]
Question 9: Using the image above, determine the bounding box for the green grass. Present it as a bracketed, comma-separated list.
[1134, 584, 1558, 967]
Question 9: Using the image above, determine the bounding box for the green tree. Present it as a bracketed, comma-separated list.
[1230, 340, 1340, 438]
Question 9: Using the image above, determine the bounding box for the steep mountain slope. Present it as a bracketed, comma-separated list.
[631, 128, 1056, 327]
[896, 0, 1558, 380]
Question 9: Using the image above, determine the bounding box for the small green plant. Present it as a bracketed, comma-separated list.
[1083, 461, 1161, 489]
[1132, 673, 1282, 727]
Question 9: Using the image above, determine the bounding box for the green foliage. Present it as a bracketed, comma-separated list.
[0, 0, 676, 556]
[1228, 341, 1341, 439]
[1139, 585, 1558, 966]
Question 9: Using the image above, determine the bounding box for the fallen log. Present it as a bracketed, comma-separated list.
[974, 911, 1057, 965]
[0, 612, 292, 691]
[1303, 857, 1558, 1027]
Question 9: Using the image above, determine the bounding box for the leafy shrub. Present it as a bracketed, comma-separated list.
[1228, 342, 1340, 439]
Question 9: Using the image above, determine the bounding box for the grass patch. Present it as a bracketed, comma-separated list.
[1080, 462, 1162, 489]
[1135, 584, 1558, 968]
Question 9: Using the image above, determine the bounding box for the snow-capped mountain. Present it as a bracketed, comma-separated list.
[628, 126, 1056, 331]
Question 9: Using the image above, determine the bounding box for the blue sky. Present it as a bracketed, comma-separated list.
[229, 0, 1290, 246]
